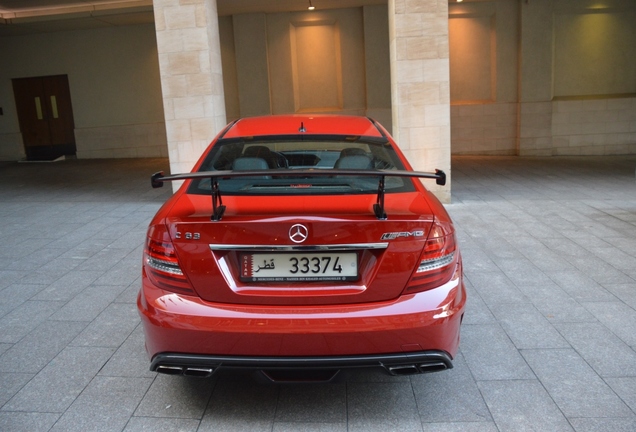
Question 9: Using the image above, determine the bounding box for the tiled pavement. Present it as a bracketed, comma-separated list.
[1, 155, 635, 431]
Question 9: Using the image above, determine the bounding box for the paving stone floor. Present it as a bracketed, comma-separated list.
[0, 155, 635, 431]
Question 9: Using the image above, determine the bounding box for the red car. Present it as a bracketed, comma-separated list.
[138, 115, 465, 382]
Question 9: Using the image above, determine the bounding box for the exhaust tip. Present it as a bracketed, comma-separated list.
[387, 364, 419, 376]
[418, 362, 448, 373]
[155, 365, 215, 378]
[156, 365, 184, 375]
[184, 367, 215, 378]
[386, 362, 449, 376]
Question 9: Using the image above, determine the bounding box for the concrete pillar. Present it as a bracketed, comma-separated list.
[388, 0, 451, 203]
[153, 0, 227, 182]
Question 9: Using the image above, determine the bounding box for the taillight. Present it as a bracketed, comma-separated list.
[404, 222, 459, 294]
[144, 225, 196, 295]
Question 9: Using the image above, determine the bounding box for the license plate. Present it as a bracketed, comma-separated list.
[240, 252, 358, 282]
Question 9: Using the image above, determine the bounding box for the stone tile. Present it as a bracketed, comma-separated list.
[545, 270, 618, 301]
[50, 377, 153, 432]
[478, 380, 573, 431]
[91, 221, 139, 243]
[591, 247, 636, 271]
[0, 238, 54, 260]
[135, 375, 214, 419]
[50, 284, 127, 322]
[412, 353, 491, 423]
[339, 367, 411, 383]
[519, 247, 577, 272]
[273, 423, 347, 432]
[610, 238, 636, 258]
[490, 303, 569, 349]
[32, 270, 102, 302]
[2, 154, 636, 430]
[605, 377, 636, 413]
[569, 418, 636, 432]
[74, 247, 128, 273]
[564, 255, 634, 284]
[4, 247, 66, 271]
[568, 233, 615, 251]
[461, 282, 496, 325]
[518, 282, 595, 323]
[19, 258, 82, 285]
[0, 300, 65, 344]
[0, 373, 33, 406]
[0, 270, 25, 291]
[124, 417, 201, 431]
[554, 322, 636, 377]
[464, 272, 528, 305]
[604, 283, 636, 309]
[71, 302, 139, 348]
[98, 325, 156, 378]
[493, 258, 554, 287]
[105, 228, 148, 251]
[421, 423, 498, 432]
[460, 324, 534, 381]
[198, 376, 278, 431]
[0, 412, 60, 432]
[540, 237, 591, 258]
[0, 283, 45, 319]
[0, 320, 86, 373]
[522, 348, 632, 418]
[115, 278, 142, 304]
[93, 250, 142, 286]
[458, 247, 500, 273]
[347, 381, 422, 432]
[275, 383, 346, 423]
[2, 346, 114, 412]
[477, 237, 527, 261]
[581, 301, 636, 346]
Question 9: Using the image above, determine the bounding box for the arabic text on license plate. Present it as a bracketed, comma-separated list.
[241, 252, 358, 282]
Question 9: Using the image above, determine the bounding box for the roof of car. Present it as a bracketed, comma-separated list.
[221, 115, 385, 139]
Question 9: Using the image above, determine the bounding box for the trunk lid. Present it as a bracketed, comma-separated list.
[166, 192, 434, 306]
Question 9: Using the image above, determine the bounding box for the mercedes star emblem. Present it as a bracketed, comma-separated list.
[289, 224, 309, 243]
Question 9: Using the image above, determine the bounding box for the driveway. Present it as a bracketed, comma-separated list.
[1, 156, 635, 431]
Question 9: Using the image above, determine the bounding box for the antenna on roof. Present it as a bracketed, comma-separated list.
[299, 122, 306, 133]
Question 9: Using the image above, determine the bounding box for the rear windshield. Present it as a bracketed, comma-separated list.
[187, 135, 416, 196]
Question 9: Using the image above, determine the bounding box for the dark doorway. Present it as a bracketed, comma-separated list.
[12, 75, 77, 161]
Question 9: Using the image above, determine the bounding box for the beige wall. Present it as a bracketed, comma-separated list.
[0, 24, 167, 160]
[449, 0, 519, 155]
[219, 6, 392, 130]
[2, 0, 633, 162]
[450, 0, 636, 156]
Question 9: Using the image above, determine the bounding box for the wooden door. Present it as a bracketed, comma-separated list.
[12, 75, 76, 161]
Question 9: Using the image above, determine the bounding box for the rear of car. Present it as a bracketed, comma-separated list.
[138, 115, 465, 381]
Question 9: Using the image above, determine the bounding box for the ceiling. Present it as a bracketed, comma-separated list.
[0, 0, 387, 37]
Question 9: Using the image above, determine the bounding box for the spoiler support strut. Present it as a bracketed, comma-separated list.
[210, 177, 226, 221]
[151, 168, 446, 222]
[374, 176, 387, 220]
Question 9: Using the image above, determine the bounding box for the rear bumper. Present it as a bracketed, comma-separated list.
[138, 273, 465, 367]
[150, 350, 453, 379]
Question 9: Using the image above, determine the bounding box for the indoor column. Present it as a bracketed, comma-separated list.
[153, 0, 227, 186]
[388, 0, 452, 202]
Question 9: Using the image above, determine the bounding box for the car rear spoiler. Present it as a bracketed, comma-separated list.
[151, 168, 446, 221]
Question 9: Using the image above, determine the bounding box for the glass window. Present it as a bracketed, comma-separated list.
[188, 135, 415, 196]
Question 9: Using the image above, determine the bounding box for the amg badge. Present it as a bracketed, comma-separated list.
[380, 231, 425, 240]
